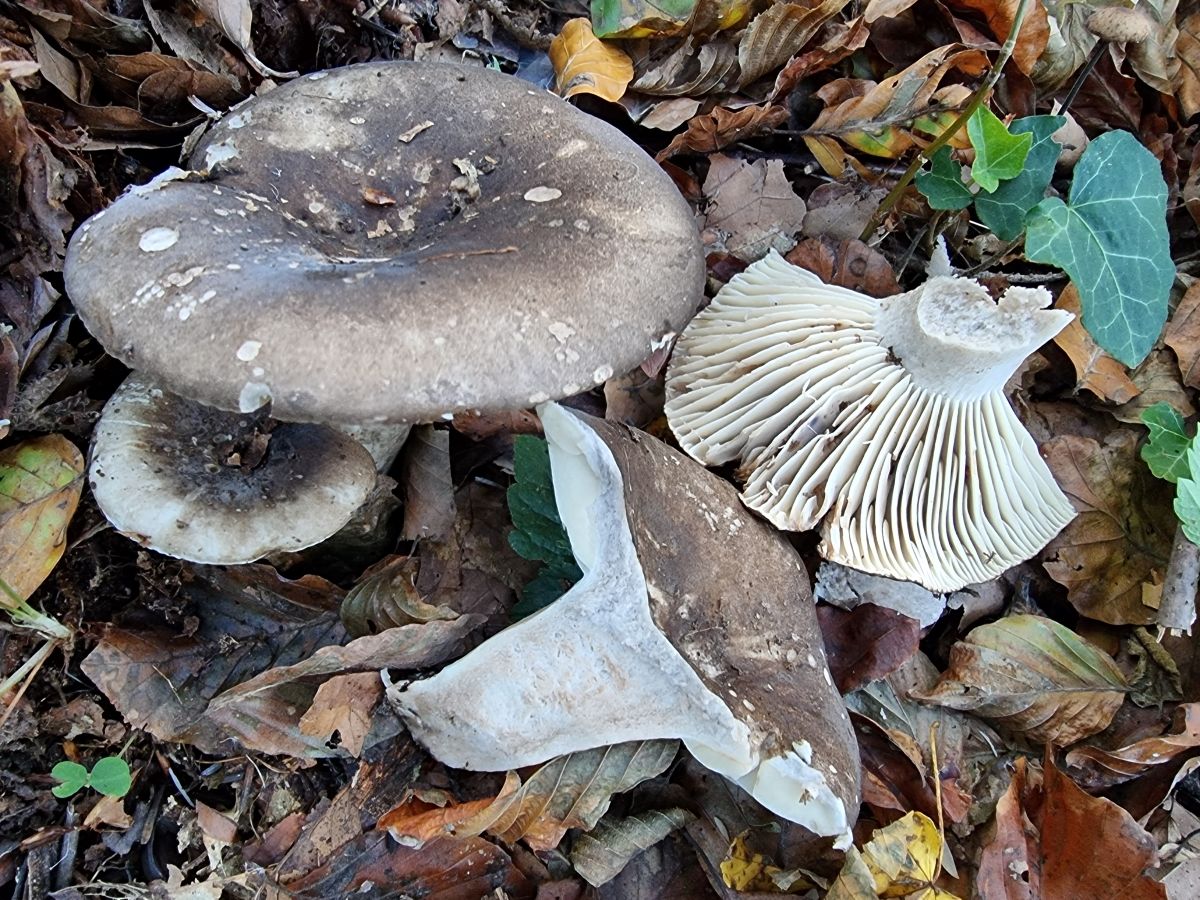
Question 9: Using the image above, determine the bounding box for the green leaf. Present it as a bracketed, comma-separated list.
[591, 0, 699, 38]
[1176, 436, 1200, 545]
[974, 115, 1065, 241]
[88, 756, 132, 798]
[915, 147, 973, 211]
[1025, 130, 1172, 367]
[50, 760, 89, 798]
[966, 106, 1033, 193]
[1141, 402, 1191, 483]
[507, 435, 581, 612]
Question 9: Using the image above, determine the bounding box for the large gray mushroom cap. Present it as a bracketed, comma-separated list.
[89, 373, 376, 564]
[64, 62, 704, 425]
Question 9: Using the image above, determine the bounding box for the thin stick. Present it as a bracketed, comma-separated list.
[859, 0, 1033, 241]
[0, 637, 57, 731]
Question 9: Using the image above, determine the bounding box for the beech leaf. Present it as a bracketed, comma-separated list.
[549, 18, 634, 103]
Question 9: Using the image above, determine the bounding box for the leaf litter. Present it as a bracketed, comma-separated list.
[5, 0, 1200, 896]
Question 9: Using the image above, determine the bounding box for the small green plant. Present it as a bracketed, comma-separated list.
[1141, 402, 1200, 544]
[507, 435, 582, 618]
[51, 755, 132, 799]
[916, 107, 1172, 369]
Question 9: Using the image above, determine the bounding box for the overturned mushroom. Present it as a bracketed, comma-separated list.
[90, 373, 376, 564]
[393, 403, 860, 846]
[665, 251, 1075, 592]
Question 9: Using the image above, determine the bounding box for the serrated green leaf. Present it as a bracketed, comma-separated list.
[1025, 130, 1172, 367]
[50, 760, 88, 798]
[915, 147, 973, 211]
[1176, 437, 1200, 545]
[967, 106, 1032, 193]
[571, 807, 694, 886]
[88, 756, 132, 798]
[1141, 402, 1191, 483]
[974, 115, 1065, 241]
[507, 435, 581, 612]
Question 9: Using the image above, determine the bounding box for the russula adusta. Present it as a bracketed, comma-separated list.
[89, 373, 376, 564]
[393, 402, 860, 847]
[665, 250, 1076, 593]
[64, 61, 704, 426]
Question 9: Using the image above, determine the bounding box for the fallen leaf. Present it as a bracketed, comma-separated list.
[1042, 430, 1176, 625]
[975, 758, 1039, 900]
[1165, 282, 1200, 388]
[341, 556, 459, 637]
[1113, 348, 1195, 424]
[400, 425, 455, 541]
[381, 740, 678, 851]
[631, 38, 739, 97]
[192, 0, 291, 78]
[196, 800, 238, 843]
[736, 0, 850, 87]
[913, 614, 1128, 746]
[656, 103, 788, 161]
[701, 154, 806, 258]
[770, 15, 870, 100]
[799, 180, 890, 242]
[549, 19, 634, 103]
[298, 672, 383, 757]
[719, 833, 781, 891]
[951, 0, 1050, 74]
[785, 237, 900, 297]
[1127, 0, 1179, 97]
[571, 808, 693, 886]
[817, 603, 921, 693]
[1066, 703, 1200, 788]
[829, 811, 960, 899]
[1053, 283, 1141, 404]
[0, 434, 84, 602]
[1175, 10, 1200, 119]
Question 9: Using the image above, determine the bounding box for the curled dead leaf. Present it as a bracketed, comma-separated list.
[549, 18, 634, 103]
[1053, 283, 1141, 405]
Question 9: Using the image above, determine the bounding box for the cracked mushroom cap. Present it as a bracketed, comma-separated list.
[89, 373, 376, 564]
[665, 251, 1076, 593]
[64, 62, 704, 425]
[394, 402, 859, 847]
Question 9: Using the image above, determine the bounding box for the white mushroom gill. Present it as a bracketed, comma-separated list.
[665, 251, 1077, 593]
[393, 402, 852, 846]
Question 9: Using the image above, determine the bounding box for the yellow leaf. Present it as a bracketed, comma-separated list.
[719, 834, 782, 892]
[830, 812, 962, 900]
[549, 19, 634, 103]
[0, 435, 84, 604]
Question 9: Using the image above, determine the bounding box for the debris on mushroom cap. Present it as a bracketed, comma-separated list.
[63, 62, 705, 426]
[665, 251, 1077, 593]
[392, 402, 859, 847]
[1087, 7, 1153, 44]
[89, 373, 377, 564]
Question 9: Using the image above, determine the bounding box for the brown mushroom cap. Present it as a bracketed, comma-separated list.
[64, 62, 704, 425]
[89, 373, 376, 564]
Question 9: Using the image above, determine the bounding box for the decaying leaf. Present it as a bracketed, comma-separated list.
[0, 434, 85, 603]
[913, 614, 1128, 746]
[784, 237, 900, 297]
[817, 603, 921, 694]
[1053, 284, 1141, 405]
[1166, 281, 1200, 389]
[1065, 703, 1200, 789]
[952, 0, 1050, 74]
[381, 740, 678, 851]
[975, 758, 1039, 900]
[192, 0, 291, 78]
[549, 18, 634, 103]
[736, 0, 850, 87]
[701, 153, 806, 258]
[341, 556, 459, 637]
[828, 811, 960, 899]
[656, 103, 788, 161]
[570, 808, 694, 886]
[1175, 9, 1200, 119]
[1042, 430, 1176, 625]
[1112, 348, 1195, 426]
[298, 672, 383, 758]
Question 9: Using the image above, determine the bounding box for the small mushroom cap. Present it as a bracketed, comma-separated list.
[65, 62, 704, 425]
[666, 251, 1076, 592]
[89, 373, 376, 564]
[395, 403, 859, 845]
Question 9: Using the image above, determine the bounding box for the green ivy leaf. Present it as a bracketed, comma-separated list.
[1176, 436, 1200, 544]
[507, 435, 581, 612]
[1141, 403, 1191, 483]
[1025, 130, 1172, 367]
[50, 760, 89, 798]
[974, 115, 1065, 241]
[967, 106, 1032, 193]
[88, 756, 132, 798]
[915, 147, 973, 211]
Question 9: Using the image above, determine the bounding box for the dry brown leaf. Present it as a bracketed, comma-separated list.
[1127, 0, 1180, 96]
[192, 0, 290, 78]
[701, 154, 806, 258]
[656, 103, 788, 161]
[550, 18, 634, 103]
[196, 800, 238, 843]
[863, 0, 919, 22]
[975, 758, 1039, 900]
[770, 16, 871, 100]
[1112, 348, 1195, 425]
[1166, 281, 1200, 388]
[631, 39, 739, 97]
[1053, 283, 1141, 404]
[1066, 703, 1200, 787]
[1175, 11, 1200, 119]
[913, 614, 1127, 747]
[83, 794, 134, 831]
[785, 237, 900, 297]
[817, 603, 920, 693]
[1042, 430, 1176, 625]
[298, 672, 383, 758]
[381, 740, 678, 852]
[400, 425, 455, 541]
[736, 0, 850, 87]
[950, 0, 1050, 75]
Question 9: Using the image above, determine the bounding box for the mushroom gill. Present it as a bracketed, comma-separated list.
[665, 251, 1076, 593]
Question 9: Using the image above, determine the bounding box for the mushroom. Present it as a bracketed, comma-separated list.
[64, 61, 704, 426]
[665, 250, 1076, 593]
[393, 402, 860, 847]
[90, 373, 376, 564]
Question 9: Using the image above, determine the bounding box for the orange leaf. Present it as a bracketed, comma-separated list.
[549, 19, 634, 103]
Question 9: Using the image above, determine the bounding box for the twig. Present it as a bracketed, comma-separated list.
[859, 0, 1033, 241]
[1159, 524, 1200, 633]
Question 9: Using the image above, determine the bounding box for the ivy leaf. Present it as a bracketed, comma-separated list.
[88, 757, 132, 798]
[507, 435, 581, 612]
[1141, 402, 1191, 483]
[1025, 130, 1172, 367]
[1176, 436, 1200, 545]
[967, 106, 1032, 192]
[974, 115, 1065, 241]
[915, 146, 973, 210]
[50, 760, 89, 798]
